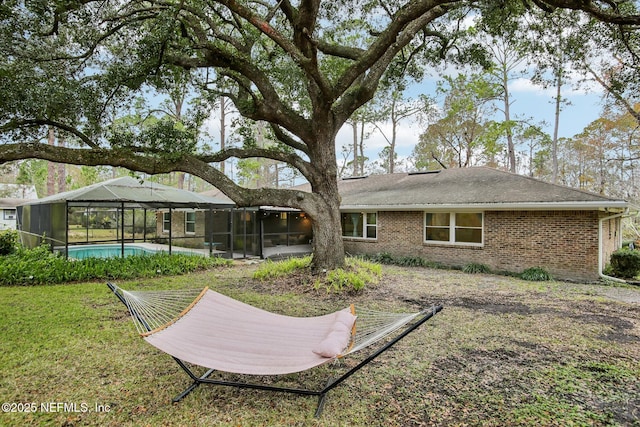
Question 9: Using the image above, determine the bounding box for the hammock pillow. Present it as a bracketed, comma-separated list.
[312, 308, 356, 358]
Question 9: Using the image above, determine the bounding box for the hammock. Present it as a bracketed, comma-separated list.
[107, 282, 442, 416]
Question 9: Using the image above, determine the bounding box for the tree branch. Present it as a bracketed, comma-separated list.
[535, 0, 640, 25]
[333, 2, 451, 122]
[198, 146, 312, 178]
[585, 64, 640, 124]
[0, 142, 317, 210]
[0, 119, 100, 148]
[215, 0, 333, 100]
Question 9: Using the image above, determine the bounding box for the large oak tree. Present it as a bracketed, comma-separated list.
[1, 0, 639, 270]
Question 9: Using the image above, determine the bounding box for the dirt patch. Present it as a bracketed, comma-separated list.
[452, 296, 535, 314]
[600, 286, 640, 303]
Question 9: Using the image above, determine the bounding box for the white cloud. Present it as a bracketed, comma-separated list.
[509, 78, 547, 94]
[509, 73, 604, 98]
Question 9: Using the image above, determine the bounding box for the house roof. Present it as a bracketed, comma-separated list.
[20, 176, 234, 209]
[299, 167, 628, 211]
[0, 198, 26, 209]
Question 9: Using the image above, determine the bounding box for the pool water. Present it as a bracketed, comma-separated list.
[64, 244, 156, 259]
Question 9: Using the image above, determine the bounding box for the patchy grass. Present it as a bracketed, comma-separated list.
[0, 264, 639, 426]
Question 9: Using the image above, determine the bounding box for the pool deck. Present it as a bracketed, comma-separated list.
[130, 242, 225, 257]
[59, 242, 312, 260]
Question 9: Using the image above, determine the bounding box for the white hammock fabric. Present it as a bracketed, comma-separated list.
[114, 285, 425, 376]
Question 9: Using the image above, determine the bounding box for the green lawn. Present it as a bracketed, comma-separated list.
[1, 264, 639, 426]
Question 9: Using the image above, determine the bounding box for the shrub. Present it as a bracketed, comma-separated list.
[315, 257, 381, 293]
[0, 246, 231, 286]
[0, 230, 19, 255]
[395, 255, 430, 267]
[361, 252, 433, 267]
[365, 252, 396, 264]
[463, 263, 491, 274]
[253, 255, 312, 280]
[520, 267, 553, 281]
[252, 255, 381, 293]
[609, 248, 640, 279]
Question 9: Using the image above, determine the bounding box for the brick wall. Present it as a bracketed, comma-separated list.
[343, 210, 619, 282]
[156, 211, 206, 248]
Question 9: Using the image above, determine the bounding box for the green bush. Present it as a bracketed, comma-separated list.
[364, 252, 396, 264]
[0, 245, 231, 286]
[252, 255, 381, 293]
[0, 229, 19, 255]
[361, 252, 433, 267]
[520, 267, 553, 281]
[609, 248, 640, 279]
[463, 263, 491, 274]
[315, 258, 381, 293]
[253, 255, 312, 280]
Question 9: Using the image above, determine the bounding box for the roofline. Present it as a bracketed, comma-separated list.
[19, 198, 234, 207]
[340, 201, 629, 212]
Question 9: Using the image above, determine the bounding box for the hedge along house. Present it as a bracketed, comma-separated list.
[300, 167, 629, 282]
[16, 177, 235, 258]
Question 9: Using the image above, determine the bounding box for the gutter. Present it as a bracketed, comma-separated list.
[340, 201, 628, 212]
[599, 210, 629, 283]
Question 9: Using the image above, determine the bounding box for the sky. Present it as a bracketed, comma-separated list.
[333, 72, 606, 174]
[201, 68, 608, 180]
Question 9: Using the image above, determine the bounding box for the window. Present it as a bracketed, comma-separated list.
[162, 212, 171, 233]
[3, 209, 16, 220]
[185, 211, 196, 234]
[425, 212, 483, 245]
[341, 212, 377, 239]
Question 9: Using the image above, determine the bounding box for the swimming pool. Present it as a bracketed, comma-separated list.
[61, 244, 164, 259]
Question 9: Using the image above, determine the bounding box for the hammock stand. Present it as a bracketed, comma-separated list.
[107, 282, 442, 417]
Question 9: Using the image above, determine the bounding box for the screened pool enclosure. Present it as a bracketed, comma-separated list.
[17, 177, 312, 260]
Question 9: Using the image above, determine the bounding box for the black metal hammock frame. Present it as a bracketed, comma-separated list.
[107, 282, 442, 417]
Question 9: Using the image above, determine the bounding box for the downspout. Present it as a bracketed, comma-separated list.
[598, 210, 628, 283]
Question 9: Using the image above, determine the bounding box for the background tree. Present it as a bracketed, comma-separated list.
[16, 160, 48, 198]
[216, 96, 234, 174]
[526, 10, 586, 183]
[484, 37, 528, 173]
[604, 103, 640, 199]
[570, 119, 617, 194]
[372, 91, 431, 173]
[412, 73, 501, 169]
[235, 120, 299, 188]
[343, 105, 376, 177]
[572, 8, 640, 124]
[518, 124, 553, 179]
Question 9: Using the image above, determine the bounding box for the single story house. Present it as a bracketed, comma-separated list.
[298, 167, 629, 282]
[15, 168, 629, 280]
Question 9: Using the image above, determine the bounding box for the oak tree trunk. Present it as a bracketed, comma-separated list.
[305, 122, 345, 271]
[309, 195, 344, 271]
